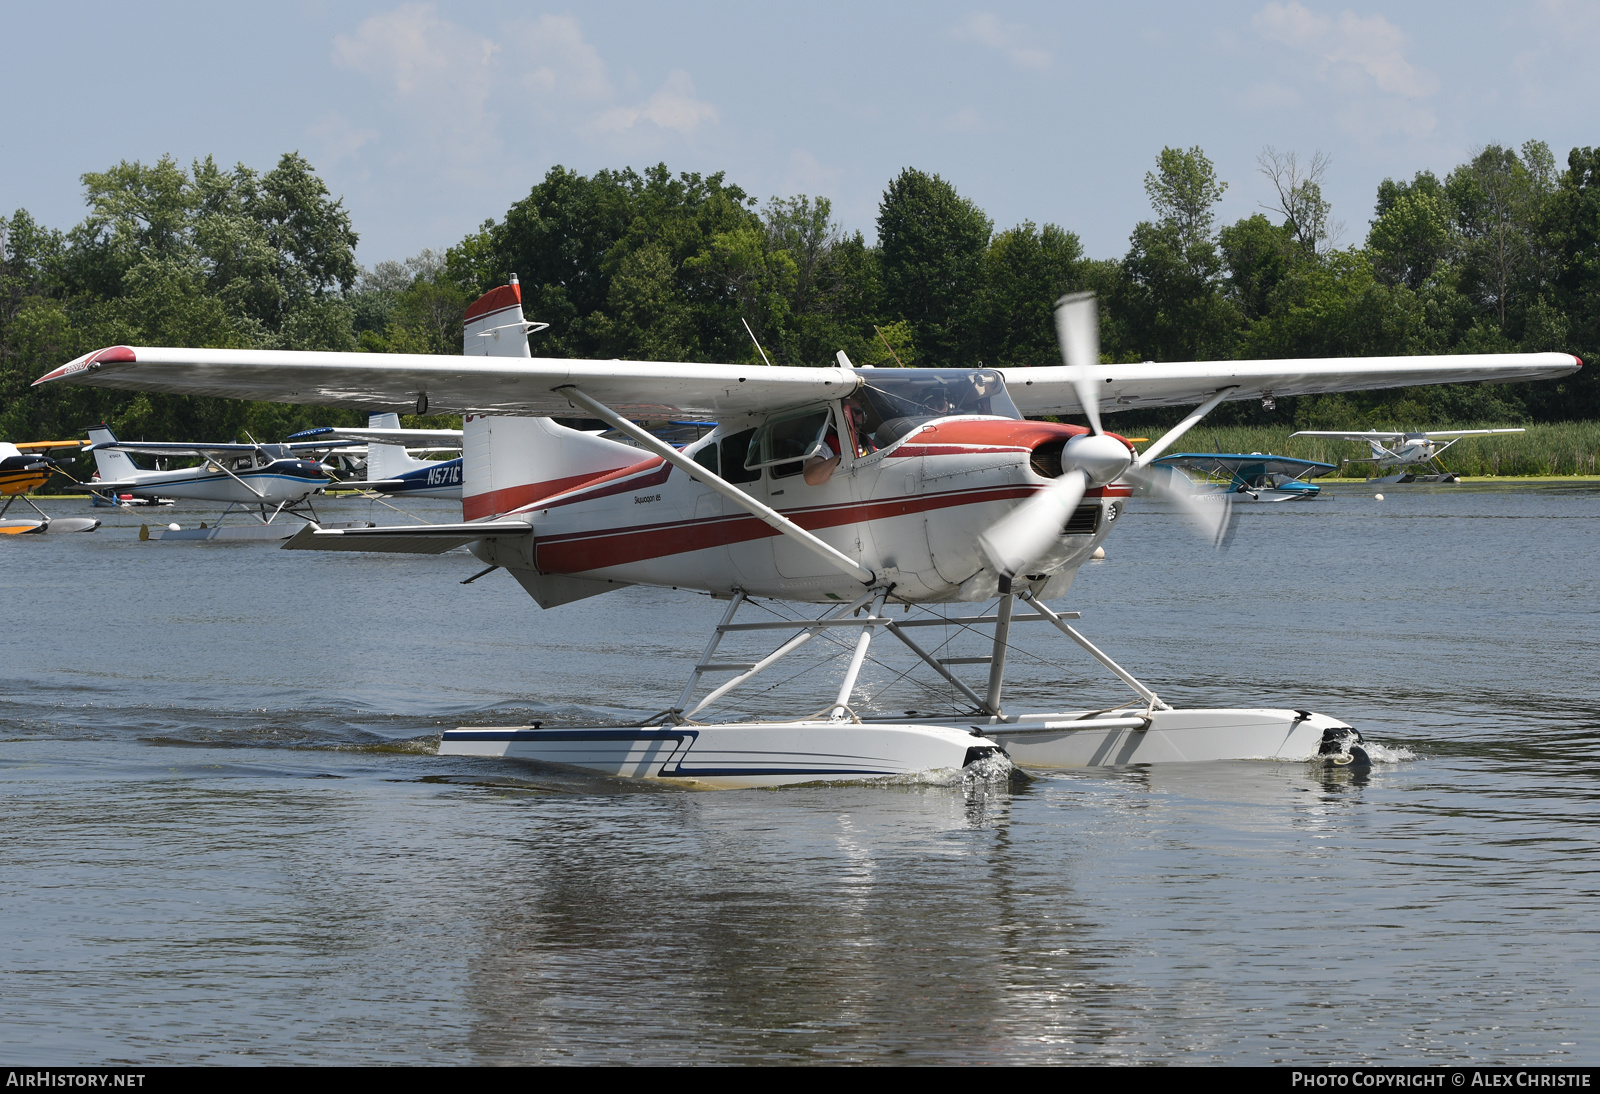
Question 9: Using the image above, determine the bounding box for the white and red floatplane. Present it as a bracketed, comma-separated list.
[35, 279, 1582, 787]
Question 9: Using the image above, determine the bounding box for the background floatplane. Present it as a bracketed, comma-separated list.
[0, 440, 100, 534]
[1144, 452, 1338, 502]
[1290, 427, 1527, 483]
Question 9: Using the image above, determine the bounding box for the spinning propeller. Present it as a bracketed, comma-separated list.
[978, 292, 1236, 585]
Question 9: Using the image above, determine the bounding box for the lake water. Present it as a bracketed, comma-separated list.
[2, 483, 1597, 1064]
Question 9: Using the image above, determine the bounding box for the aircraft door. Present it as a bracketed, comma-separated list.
[713, 428, 772, 584]
[755, 407, 857, 581]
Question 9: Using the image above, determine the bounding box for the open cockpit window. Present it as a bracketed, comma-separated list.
[745, 408, 834, 480]
[844, 368, 1019, 454]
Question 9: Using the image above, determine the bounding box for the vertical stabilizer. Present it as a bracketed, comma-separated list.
[85, 424, 142, 482]
[462, 416, 642, 521]
[363, 411, 431, 480]
[464, 274, 533, 358]
[459, 277, 638, 520]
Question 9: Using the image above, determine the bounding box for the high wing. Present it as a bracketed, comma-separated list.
[33, 345, 1581, 418]
[36, 347, 858, 418]
[1152, 453, 1338, 478]
[1418, 428, 1527, 440]
[13, 440, 90, 450]
[1289, 430, 1407, 442]
[85, 439, 359, 457]
[289, 426, 464, 448]
[1003, 353, 1580, 415]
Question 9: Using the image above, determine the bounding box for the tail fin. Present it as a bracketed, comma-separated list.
[363, 411, 432, 481]
[85, 424, 142, 482]
[463, 416, 642, 521]
[464, 274, 533, 358]
[459, 278, 641, 520]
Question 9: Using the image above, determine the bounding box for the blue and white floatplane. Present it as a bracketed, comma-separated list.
[1143, 452, 1338, 502]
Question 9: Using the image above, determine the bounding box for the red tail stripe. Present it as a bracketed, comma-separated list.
[463, 455, 664, 520]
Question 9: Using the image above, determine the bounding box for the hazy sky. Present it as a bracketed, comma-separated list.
[4, 1, 1598, 267]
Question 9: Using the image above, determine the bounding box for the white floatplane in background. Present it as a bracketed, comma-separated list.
[83, 424, 357, 539]
[34, 284, 1581, 786]
[1289, 427, 1526, 482]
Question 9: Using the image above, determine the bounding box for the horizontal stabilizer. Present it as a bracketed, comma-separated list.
[282, 518, 530, 555]
[325, 479, 405, 491]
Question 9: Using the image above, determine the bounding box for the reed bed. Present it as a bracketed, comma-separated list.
[1150, 421, 1600, 477]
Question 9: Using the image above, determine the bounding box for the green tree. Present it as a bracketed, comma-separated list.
[970, 221, 1085, 367]
[876, 168, 992, 367]
[1116, 147, 1236, 362]
[1144, 146, 1227, 260]
[1446, 143, 1554, 331]
[1368, 171, 1451, 291]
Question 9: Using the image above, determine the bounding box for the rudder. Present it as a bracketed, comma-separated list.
[85, 424, 142, 482]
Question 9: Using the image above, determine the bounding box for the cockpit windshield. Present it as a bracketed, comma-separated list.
[844, 368, 1019, 454]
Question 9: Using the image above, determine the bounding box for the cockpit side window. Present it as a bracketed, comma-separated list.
[749, 410, 831, 480]
[719, 429, 760, 484]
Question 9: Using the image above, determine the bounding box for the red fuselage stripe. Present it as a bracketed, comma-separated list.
[533, 484, 1042, 573]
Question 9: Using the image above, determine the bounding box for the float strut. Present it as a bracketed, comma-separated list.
[984, 593, 1014, 716]
[829, 587, 889, 721]
[1019, 591, 1171, 711]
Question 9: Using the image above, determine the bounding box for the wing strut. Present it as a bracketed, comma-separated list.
[1131, 386, 1238, 468]
[556, 385, 875, 586]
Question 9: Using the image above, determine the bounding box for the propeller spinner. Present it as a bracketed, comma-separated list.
[978, 292, 1236, 584]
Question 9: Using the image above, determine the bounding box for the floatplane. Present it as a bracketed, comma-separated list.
[34, 286, 1581, 786]
[290, 413, 465, 498]
[1289, 427, 1526, 483]
[83, 424, 355, 540]
[1144, 452, 1338, 502]
[0, 440, 100, 533]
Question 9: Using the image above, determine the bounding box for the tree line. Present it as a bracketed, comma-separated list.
[3, 141, 1598, 445]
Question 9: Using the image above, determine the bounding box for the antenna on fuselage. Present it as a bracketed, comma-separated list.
[873, 325, 908, 368]
[741, 318, 774, 367]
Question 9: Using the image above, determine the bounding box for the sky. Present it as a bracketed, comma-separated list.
[4, 1, 1599, 268]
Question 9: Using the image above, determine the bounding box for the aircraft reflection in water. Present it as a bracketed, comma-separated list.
[35, 276, 1582, 787]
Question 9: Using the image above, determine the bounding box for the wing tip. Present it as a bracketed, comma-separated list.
[33, 346, 136, 386]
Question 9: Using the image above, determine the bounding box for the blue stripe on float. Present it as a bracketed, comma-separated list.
[445, 729, 688, 742]
[444, 728, 895, 777]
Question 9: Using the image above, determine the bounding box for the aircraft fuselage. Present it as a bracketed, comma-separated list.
[109, 458, 328, 505]
[472, 414, 1129, 604]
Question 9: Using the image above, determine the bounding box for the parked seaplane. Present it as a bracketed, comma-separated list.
[1289, 427, 1526, 482]
[0, 440, 100, 533]
[1145, 452, 1338, 502]
[290, 413, 464, 498]
[34, 284, 1581, 786]
[84, 424, 339, 531]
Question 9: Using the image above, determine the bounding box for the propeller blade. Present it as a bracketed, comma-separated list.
[1054, 292, 1103, 436]
[978, 468, 1089, 580]
[1125, 465, 1238, 550]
